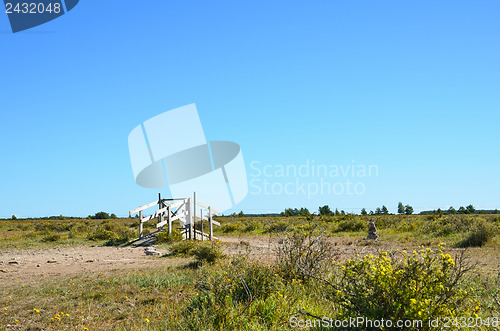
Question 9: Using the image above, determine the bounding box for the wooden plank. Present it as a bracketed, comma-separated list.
[140, 206, 169, 223]
[157, 220, 168, 228]
[129, 200, 160, 215]
[169, 200, 186, 210]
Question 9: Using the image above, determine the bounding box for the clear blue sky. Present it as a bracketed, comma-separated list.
[1, 0, 499, 217]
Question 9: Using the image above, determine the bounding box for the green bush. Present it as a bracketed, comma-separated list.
[276, 231, 332, 281]
[41, 233, 61, 242]
[87, 228, 117, 241]
[457, 219, 497, 247]
[86, 222, 135, 244]
[267, 220, 289, 233]
[221, 223, 239, 233]
[184, 257, 286, 329]
[242, 221, 261, 233]
[192, 241, 225, 264]
[156, 229, 183, 244]
[170, 240, 196, 256]
[335, 218, 366, 232]
[326, 248, 477, 325]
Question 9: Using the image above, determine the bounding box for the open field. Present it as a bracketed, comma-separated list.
[1, 215, 499, 330]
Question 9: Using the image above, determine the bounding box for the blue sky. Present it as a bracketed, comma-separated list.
[1, 0, 499, 217]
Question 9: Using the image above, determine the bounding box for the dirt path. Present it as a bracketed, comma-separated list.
[0, 245, 175, 285]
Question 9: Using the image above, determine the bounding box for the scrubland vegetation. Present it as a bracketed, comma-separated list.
[1, 213, 499, 330]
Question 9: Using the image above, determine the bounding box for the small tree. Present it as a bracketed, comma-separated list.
[397, 202, 405, 215]
[93, 211, 111, 219]
[298, 208, 310, 216]
[405, 205, 414, 215]
[381, 205, 389, 215]
[361, 208, 368, 216]
[375, 207, 382, 215]
[458, 206, 467, 214]
[466, 204, 476, 214]
[318, 205, 333, 216]
[448, 206, 457, 214]
[11, 215, 17, 220]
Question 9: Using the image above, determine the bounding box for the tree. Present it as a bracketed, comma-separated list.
[375, 207, 382, 215]
[466, 205, 476, 214]
[318, 205, 333, 216]
[448, 206, 457, 214]
[381, 205, 389, 215]
[92, 211, 111, 219]
[299, 208, 310, 216]
[458, 206, 467, 214]
[361, 208, 368, 216]
[398, 202, 405, 215]
[11, 215, 17, 220]
[404, 205, 413, 215]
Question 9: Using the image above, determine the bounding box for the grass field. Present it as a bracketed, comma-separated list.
[1, 214, 499, 330]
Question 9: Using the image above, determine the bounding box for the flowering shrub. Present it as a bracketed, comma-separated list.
[329, 248, 478, 325]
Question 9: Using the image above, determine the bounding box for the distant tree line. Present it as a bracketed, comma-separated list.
[2, 211, 121, 221]
[88, 211, 118, 219]
[420, 205, 499, 215]
[282, 208, 311, 216]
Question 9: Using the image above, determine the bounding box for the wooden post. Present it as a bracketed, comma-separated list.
[158, 193, 163, 229]
[167, 206, 172, 235]
[193, 192, 196, 241]
[209, 206, 213, 240]
[187, 198, 192, 240]
[139, 210, 143, 238]
[200, 209, 204, 241]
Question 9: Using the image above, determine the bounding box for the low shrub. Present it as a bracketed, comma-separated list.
[267, 220, 289, 233]
[221, 223, 239, 233]
[87, 228, 117, 241]
[156, 229, 183, 244]
[87, 222, 135, 245]
[276, 230, 332, 281]
[242, 221, 261, 233]
[192, 241, 225, 264]
[170, 240, 196, 256]
[335, 218, 366, 232]
[323, 248, 477, 325]
[41, 233, 61, 242]
[184, 257, 286, 329]
[457, 219, 497, 247]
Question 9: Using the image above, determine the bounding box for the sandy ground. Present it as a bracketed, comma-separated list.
[1, 236, 498, 286]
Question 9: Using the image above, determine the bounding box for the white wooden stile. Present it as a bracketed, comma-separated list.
[129, 192, 221, 241]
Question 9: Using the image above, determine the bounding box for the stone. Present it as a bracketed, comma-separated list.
[367, 219, 379, 240]
[144, 247, 160, 256]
